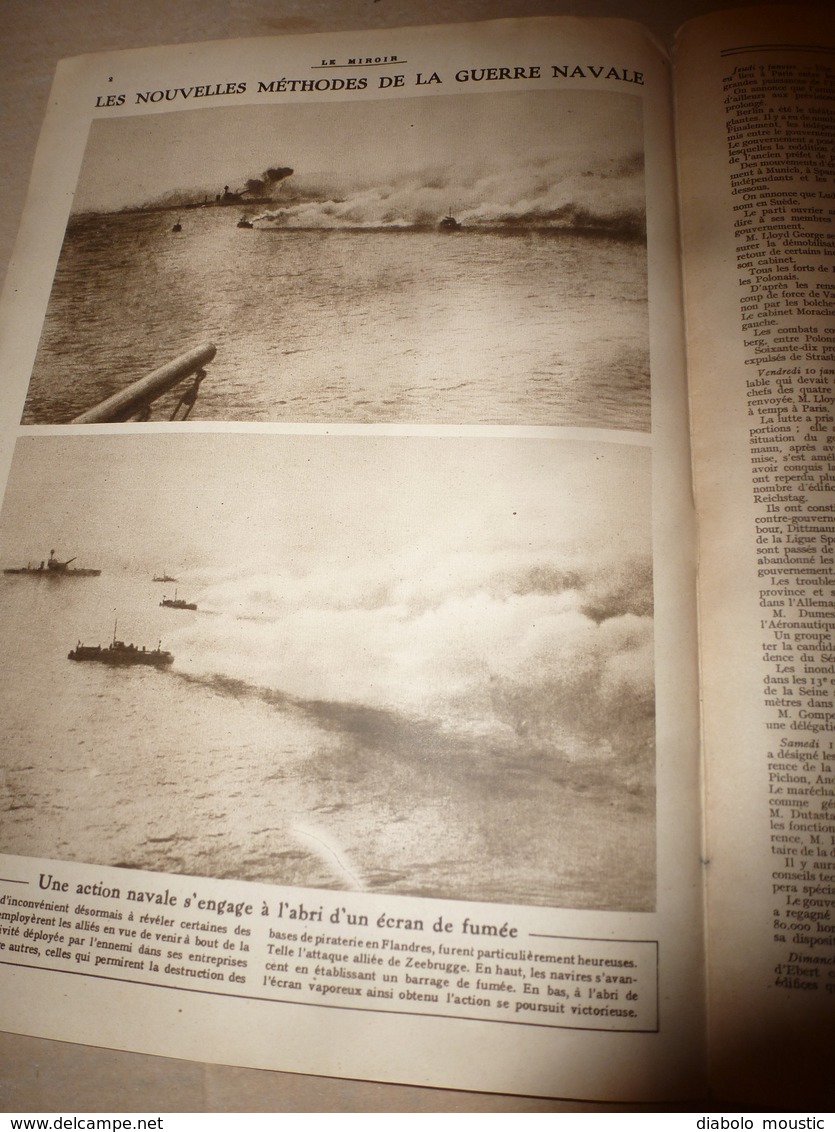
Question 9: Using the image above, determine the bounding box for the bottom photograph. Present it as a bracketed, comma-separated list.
[0, 431, 655, 912]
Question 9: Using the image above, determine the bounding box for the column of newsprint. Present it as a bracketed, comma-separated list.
[724, 53, 835, 985]
[675, 5, 835, 1104]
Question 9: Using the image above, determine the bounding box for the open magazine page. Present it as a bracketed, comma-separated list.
[0, 17, 702, 1101]
[676, 3, 835, 1107]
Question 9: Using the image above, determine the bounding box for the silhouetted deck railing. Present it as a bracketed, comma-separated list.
[71, 343, 217, 423]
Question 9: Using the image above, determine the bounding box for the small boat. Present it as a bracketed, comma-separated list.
[160, 589, 197, 611]
[237, 217, 253, 229]
[171, 219, 183, 232]
[152, 572, 178, 583]
[3, 549, 101, 578]
[439, 214, 462, 232]
[68, 625, 173, 668]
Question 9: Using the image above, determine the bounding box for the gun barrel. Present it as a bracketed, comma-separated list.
[72, 343, 217, 424]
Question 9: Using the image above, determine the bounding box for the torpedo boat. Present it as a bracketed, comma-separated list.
[160, 589, 197, 611]
[68, 625, 173, 668]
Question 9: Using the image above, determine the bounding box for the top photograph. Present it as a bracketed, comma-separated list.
[21, 87, 649, 429]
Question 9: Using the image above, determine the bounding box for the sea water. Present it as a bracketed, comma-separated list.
[0, 570, 654, 911]
[8, 208, 653, 910]
[22, 209, 649, 429]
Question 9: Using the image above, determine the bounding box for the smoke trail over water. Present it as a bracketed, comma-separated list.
[171, 545, 654, 782]
[252, 153, 645, 234]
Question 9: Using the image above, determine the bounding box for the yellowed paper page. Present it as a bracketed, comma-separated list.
[0, 16, 702, 1102]
[677, 3, 835, 1107]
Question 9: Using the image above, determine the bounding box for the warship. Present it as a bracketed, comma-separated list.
[4, 549, 101, 577]
[160, 589, 197, 611]
[68, 625, 173, 668]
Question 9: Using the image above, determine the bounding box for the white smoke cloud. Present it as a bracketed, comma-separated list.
[253, 153, 645, 233]
[170, 543, 654, 774]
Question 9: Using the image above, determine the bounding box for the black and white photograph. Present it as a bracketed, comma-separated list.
[0, 432, 655, 912]
[21, 89, 649, 429]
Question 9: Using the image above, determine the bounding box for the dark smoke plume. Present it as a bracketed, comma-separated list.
[243, 166, 294, 196]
